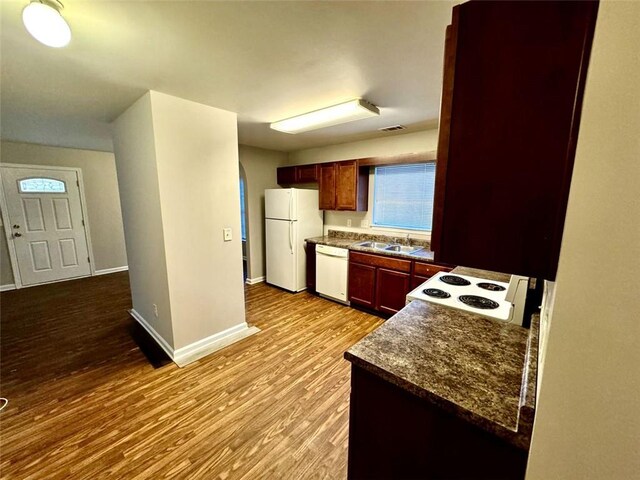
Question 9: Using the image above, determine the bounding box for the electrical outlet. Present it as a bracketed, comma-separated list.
[347, 218, 352, 227]
[153, 304, 159, 318]
[223, 227, 232, 241]
[361, 220, 369, 228]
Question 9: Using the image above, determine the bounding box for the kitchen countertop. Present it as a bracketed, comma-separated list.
[305, 232, 436, 262]
[344, 266, 538, 450]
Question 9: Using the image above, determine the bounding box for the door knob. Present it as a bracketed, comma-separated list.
[13, 232, 22, 238]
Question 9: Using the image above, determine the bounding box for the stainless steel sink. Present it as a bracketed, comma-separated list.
[354, 241, 389, 249]
[384, 244, 424, 254]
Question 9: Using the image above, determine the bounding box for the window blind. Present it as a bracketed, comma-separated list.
[372, 163, 436, 231]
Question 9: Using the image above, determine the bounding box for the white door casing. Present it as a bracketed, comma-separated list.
[1, 165, 94, 287]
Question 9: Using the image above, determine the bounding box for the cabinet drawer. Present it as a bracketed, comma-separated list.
[350, 251, 411, 273]
[413, 262, 451, 278]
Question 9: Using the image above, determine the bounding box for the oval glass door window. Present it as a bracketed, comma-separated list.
[18, 178, 67, 193]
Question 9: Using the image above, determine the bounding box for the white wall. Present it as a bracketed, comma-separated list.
[287, 130, 438, 165]
[239, 145, 287, 281]
[149, 91, 246, 350]
[112, 93, 175, 347]
[527, 2, 640, 478]
[0, 141, 128, 286]
[288, 129, 439, 239]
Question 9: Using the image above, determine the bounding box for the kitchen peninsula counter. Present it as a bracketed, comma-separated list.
[344, 266, 539, 479]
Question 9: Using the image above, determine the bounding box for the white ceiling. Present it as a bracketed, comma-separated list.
[0, 1, 454, 153]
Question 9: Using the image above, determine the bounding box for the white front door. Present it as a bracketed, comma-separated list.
[1, 166, 92, 286]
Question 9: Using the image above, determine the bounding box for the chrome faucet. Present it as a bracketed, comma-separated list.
[406, 233, 411, 245]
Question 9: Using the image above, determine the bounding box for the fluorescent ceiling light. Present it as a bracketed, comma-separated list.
[23, 0, 71, 48]
[270, 99, 380, 134]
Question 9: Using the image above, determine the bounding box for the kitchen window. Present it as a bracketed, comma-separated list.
[372, 163, 436, 231]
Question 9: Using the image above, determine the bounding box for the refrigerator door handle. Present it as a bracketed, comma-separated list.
[289, 191, 293, 220]
[289, 221, 293, 254]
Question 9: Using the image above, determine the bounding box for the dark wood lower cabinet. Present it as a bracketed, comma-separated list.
[348, 262, 376, 309]
[411, 274, 430, 289]
[375, 268, 410, 315]
[348, 251, 453, 316]
[347, 366, 527, 480]
[305, 242, 316, 293]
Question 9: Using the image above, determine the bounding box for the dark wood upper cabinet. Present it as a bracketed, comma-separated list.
[295, 164, 318, 183]
[432, 1, 599, 280]
[319, 161, 368, 211]
[276, 166, 296, 185]
[276, 164, 318, 185]
[318, 163, 337, 210]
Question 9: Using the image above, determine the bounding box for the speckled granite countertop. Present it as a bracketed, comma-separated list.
[344, 266, 538, 450]
[305, 230, 436, 262]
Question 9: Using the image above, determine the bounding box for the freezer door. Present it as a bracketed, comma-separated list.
[266, 218, 297, 291]
[265, 188, 298, 220]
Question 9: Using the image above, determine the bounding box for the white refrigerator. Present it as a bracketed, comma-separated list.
[265, 188, 323, 292]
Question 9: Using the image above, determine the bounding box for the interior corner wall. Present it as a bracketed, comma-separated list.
[526, 2, 640, 478]
[239, 144, 288, 281]
[149, 91, 246, 350]
[0, 141, 128, 285]
[112, 92, 175, 348]
[287, 129, 440, 238]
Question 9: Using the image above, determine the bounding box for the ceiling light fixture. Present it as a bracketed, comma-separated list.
[270, 98, 380, 134]
[22, 0, 71, 48]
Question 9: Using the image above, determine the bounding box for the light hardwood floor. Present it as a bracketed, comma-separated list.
[0, 273, 383, 479]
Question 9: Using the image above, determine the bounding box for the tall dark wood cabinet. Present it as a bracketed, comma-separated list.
[432, 1, 599, 280]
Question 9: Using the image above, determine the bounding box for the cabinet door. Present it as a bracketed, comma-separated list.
[432, 1, 598, 280]
[296, 164, 319, 183]
[306, 242, 316, 293]
[277, 166, 296, 185]
[335, 160, 358, 210]
[410, 275, 430, 290]
[348, 262, 376, 309]
[376, 268, 411, 316]
[318, 163, 336, 210]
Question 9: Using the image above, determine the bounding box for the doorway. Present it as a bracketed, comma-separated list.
[0, 164, 94, 287]
[239, 165, 249, 281]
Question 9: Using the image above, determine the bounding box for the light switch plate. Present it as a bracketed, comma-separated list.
[223, 227, 232, 241]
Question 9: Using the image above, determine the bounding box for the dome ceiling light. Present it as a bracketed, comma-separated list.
[22, 0, 71, 48]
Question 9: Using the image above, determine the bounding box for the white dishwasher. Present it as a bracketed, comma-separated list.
[315, 244, 349, 304]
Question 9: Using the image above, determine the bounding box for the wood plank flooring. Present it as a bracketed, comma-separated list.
[0, 273, 383, 479]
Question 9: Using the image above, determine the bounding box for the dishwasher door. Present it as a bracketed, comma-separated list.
[315, 244, 349, 304]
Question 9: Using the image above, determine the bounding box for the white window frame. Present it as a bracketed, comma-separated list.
[370, 163, 435, 233]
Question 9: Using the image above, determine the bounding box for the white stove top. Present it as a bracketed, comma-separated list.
[406, 272, 514, 322]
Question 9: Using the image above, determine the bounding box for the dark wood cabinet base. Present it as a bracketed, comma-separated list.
[347, 366, 527, 480]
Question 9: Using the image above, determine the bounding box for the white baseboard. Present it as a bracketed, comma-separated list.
[245, 276, 265, 285]
[128, 309, 175, 359]
[95, 266, 129, 276]
[173, 323, 260, 367]
[129, 309, 260, 368]
[0, 284, 16, 292]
